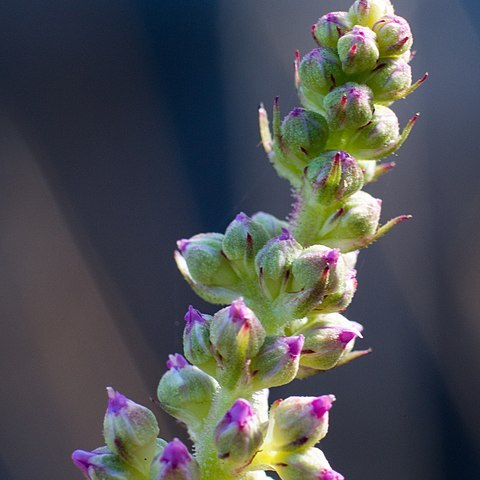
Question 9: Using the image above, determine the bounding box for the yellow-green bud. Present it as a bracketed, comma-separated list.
[251, 211, 289, 238]
[373, 14, 413, 57]
[366, 58, 412, 103]
[348, 0, 394, 28]
[312, 12, 352, 48]
[337, 26, 379, 75]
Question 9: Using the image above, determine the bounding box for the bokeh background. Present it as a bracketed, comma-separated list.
[0, 0, 479, 478]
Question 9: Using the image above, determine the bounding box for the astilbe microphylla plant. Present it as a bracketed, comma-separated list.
[72, 0, 427, 478]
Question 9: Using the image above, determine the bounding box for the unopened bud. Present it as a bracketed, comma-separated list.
[366, 59, 412, 103]
[373, 15, 413, 57]
[305, 151, 364, 204]
[103, 388, 159, 473]
[183, 306, 214, 369]
[255, 229, 302, 299]
[272, 448, 344, 480]
[177, 233, 238, 287]
[315, 268, 358, 313]
[266, 395, 335, 452]
[323, 83, 374, 131]
[210, 299, 266, 387]
[346, 105, 400, 160]
[312, 12, 352, 48]
[223, 213, 270, 264]
[250, 335, 304, 389]
[316, 191, 381, 251]
[298, 48, 344, 97]
[157, 354, 218, 430]
[214, 399, 264, 468]
[337, 26, 379, 75]
[251, 211, 289, 238]
[348, 0, 394, 28]
[280, 108, 329, 162]
[72, 448, 132, 480]
[151, 438, 200, 480]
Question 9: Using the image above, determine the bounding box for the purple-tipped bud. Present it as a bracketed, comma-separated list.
[280, 108, 330, 162]
[290, 245, 345, 317]
[183, 306, 214, 368]
[346, 105, 400, 160]
[337, 26, 379, 75]
[272, 447, 343, 480]
[298, 48, 345, 97]
[214, 399, 263, 468]
[305, 151, 364, 204]
[373, 14, 413, 57]
[222, 212, 270, 264]
[176, 232, 238, 287]
[72, 448, 132, 479]
[265, 395, 335, 452]
[210, 299, 266, 388]
[250, 335, 305, 389]
[102, 388, 159, 474]
[312, 12, 352, 48]
[366, 58, 412, 103]
[251, 211, 289, 238]
[348, 0, 394, 28]
[323, 83, 374, 130]
[152, 438, 201, 480]
[157, 355, 218, 430]
[255, 232, 303, 299]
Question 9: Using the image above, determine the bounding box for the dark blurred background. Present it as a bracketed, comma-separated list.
[0, 0, 479, 478]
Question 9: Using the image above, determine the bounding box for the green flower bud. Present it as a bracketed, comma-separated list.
[366, 58, 412, 103]
[312, 12, 352, 48]
[251, 211, 289, 238]
[249, 335, 304, 389]
[273, 448, 344, 480]
[346, 105, 399, 160]
[72, 448, 133, 480]
[255, 230, 303, 299]
[314, 268, 357, 313]
[348, 0, 394, 28]
[280, 108, 329, 162]
[214, 399, 264, 468]
[373, 14, 413, 57]
[323, 83, 374, 130]
[210, 299, 266, 387]
[265, 395, 335, 452]
[315, 191, 381, 251]
[298, 48, 344, 97]
[177, 233, 238, 287]
[337, 26, 379, 75]
[222, 213, 270, 264]
[157, 354, 218, 432]
[305, 151, 364, 204]
[102, 388, 159, 474]
[151, 438, 201, 480]
[183, 306, 215, 371]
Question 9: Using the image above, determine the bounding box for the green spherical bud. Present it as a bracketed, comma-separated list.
[373, 14, 413, 57]
[349, 0, 394, 28]
[337, 26, 379, 75]
[251, 211, 289, 238]
[323, 83, 374, 130]
[366, 58, 412, 103]
[183, 306, 214, 369]
[151, 438, 201, 480]
[157, 354, 218, 431]
[177, 233, 238, 287]
[346, 105, 399, 160]
[298, 48, 344, 97]
[255, 230, 303, 299]
[266, 396, 335, 452]
[249, 335, 304, 389]
[305, 151, 364, 203]
[214, 399, 264, 468]
[72, 448, 134, 480]
[102, 388, 159, 474]
[315, 268, 357, 313]
[312, 12, 352, 48]
[280, 108, 329, 162]
[223, 212, 270, 263]
[273, 448, 343, 480]
[317, 191, 381, 251]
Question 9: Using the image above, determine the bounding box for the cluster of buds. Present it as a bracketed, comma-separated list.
[72, 389, 200, 480]
[74, 1, 422, 479]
